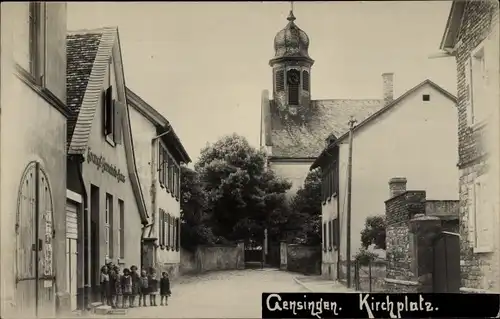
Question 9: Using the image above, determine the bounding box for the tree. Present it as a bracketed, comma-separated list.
[180, 165, 217, 251]
[360, 215, 386, 250]
[195, 134, 291, 242]
[288, 169, 322, 245]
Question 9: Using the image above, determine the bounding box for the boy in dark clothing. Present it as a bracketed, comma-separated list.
[148, 269, 159, 306]
[160, 272, 171, 306]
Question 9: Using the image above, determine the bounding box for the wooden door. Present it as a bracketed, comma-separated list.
[15, 162, 56, 317]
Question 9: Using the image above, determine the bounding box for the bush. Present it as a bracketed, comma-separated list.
[354, 249, 378, 266]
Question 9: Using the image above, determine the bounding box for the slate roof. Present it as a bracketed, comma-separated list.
[269, 99, 383, 158]
[66, 32, 102, 147]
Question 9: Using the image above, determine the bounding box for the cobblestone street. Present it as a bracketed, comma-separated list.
[123, 269, 307, 318]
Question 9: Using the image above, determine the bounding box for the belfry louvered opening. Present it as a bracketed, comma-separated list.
[302, 70, 310, 91]
[276, 69, 285, 92]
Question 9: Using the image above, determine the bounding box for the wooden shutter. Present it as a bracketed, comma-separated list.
[485, 29, 499, 112]
[166, 213, 171, 250]
[464, 57, 474, 126]
[163, 211, 168, 247]
[44, 3, 67, 100]
[323, 223, 327, 251]
[176, 218, 180, 251]
[333, 219, 339, 247]
[328, 220, 333, 249]
[159, 209, 164, 246]
[276, 70, 285, 92]
[113, 100, 123, 144]
[302, 70, 309, 91]
[158, 146, 164, 186]
[104, 86, 113, 136]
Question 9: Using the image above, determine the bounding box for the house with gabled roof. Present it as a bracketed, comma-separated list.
[310, 79, 459, 281]
[127, 87, 191, 280]
[438, 0, 499, 292]
[65, 26, 149, 305]
[260, 10, 392, 199]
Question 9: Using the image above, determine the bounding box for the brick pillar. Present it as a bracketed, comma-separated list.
[388, 177, 407, 198]
[408, 214, 442, 293]
[280, 241, 287, 270]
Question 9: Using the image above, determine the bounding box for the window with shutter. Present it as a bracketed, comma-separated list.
[332, 219, 339, 247]
[168, 156, 173, 192]
[104, 86, 115, 138]
[276, 70, 285, 92]
[118, 199, 125, 259]
[176, 218, 181, 251]
[302, 71, 310, 91]
[159, 209, 164, 246]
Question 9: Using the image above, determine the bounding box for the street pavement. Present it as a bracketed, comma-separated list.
[121, 269, 308, 318]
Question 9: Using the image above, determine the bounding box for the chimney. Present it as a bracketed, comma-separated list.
[382, 73, 394, 105]
[389, 177, 407, 198]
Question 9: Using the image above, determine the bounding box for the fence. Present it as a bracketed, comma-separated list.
[338, 259, 387, 292]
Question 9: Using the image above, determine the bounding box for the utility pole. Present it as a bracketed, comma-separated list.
[346, 116, 357, 288]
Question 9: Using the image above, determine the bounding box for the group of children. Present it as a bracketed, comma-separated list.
[100, 262, 171, 309]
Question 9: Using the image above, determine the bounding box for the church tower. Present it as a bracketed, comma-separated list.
[270, 8, 314, 117]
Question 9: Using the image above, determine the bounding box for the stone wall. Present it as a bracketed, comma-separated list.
[179, 242, 244, 274]
[454, 1, 500, 292]
[384, 278, 419, 293]
[287, 245, 321, 275]
[385, 190, 426, 281]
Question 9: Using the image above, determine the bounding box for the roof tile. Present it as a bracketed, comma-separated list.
[66, 32, 103, 146]
[270, 99, 383, 157]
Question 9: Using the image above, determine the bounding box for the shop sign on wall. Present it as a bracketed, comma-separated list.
[86, 147, 126, 183]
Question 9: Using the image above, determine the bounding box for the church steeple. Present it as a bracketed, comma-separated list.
[270, 2, 314, 116]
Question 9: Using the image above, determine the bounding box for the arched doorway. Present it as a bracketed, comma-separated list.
[15, 161, 56, 317]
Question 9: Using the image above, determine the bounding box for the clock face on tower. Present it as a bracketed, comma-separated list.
[287, 70, 300, 85]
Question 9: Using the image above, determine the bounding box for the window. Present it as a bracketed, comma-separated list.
[321, 162, 339, 202]
[323, 223, 327, 251]
[168, 155, 174, 191]
[469, 174, 493, 252]
[422, 94, 430, 101]
[466, 31, 498, 127]
[103, 86, 114, 137]
[172, 217, 177, 251]
[302, 70, 310, 91]
[118, 199, 125, 259]
[159, 208, 165, 246]
[170, 215, 175, 250]
[275, 70, 285, 92]
[105, 194, 113, 259]
[332, 218, 339, 247]
[27, 2, 46, 82]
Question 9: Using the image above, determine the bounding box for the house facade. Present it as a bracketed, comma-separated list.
[127, 88, 191, 279]
[0, 2, 70, 317]
[65, 27, 149, 307]
[439, 0, 500, 292]
[311, 80, 459, 280]
[260, 10, 389, 199]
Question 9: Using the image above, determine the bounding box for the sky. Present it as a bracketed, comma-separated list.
[67, 1, 457, 163]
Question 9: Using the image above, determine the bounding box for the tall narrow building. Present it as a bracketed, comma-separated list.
[260, 9, 387, 197]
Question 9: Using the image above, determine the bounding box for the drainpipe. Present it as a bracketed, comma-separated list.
[149, 125, 171, 244]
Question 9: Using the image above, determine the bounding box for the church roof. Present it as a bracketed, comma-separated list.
[268, 98, 383, 158]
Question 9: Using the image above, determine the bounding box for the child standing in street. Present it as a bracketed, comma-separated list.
[148, 269, 159, 307]
[160, 272, 171, 306]
[108, 267, 117, 308]
[139, 269, 150, 307]
[100, 265, 110, 306]
[121, 268, 133, 309]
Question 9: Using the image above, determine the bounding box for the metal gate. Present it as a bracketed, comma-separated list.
[244, 239, 263, 265]
[432, 231, 460, 293]
[15, 162, 56, 317]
